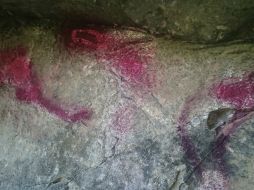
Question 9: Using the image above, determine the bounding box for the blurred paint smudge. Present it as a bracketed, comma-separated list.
[0, 46, 92, 123]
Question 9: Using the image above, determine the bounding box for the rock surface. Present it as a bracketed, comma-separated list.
[0, 0, 254, 43]
[0, 26, 254, 190]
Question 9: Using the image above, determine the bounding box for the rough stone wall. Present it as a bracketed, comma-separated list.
[0, 26, 254, 189]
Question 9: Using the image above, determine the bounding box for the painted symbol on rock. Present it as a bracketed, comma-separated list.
[212, 72, 254, 136]
[213, 72, 254, 109]
[0, 46, 92, 123]
[177, 72, 254, 189]
[64, 27, 157, 91]
[63, 27, 158, 133]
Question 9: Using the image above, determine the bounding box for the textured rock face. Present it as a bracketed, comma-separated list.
[0, 0, 254, 43]
[0, 27, 254, 190]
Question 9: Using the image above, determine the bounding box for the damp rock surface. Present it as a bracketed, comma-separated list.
[0, 27, 254, 190]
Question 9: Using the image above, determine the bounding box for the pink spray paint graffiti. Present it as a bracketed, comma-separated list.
[64, 27, 158, 133]
[177, 91, 230, 189]
[213, 72, 254, 109]
[178, 72, 254, 189]
[212, 72, 254, 136]
[65, 27, 157, 91]
[0, 46, 92, 123]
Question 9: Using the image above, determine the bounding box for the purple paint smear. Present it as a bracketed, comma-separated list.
[177, 91, 230, 188]
[177, 72, 254, 189]
[176, 99, 215, 183]
[177, 92, 205, 179]
[212, 72, 254, 136]
[0, 46, 92, 123]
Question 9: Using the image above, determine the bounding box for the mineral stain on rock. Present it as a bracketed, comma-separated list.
[0, 46, 92, 123]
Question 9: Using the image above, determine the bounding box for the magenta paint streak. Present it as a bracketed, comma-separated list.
[212, 72, 254, 135]
[0, 46, 92, 123]
[177, 72, 254, 188]
[63, 27, 157, 133]
[213, 72, 254, 109]
[65, 28, 156, 90]
[178, 91, 230, 188]
[211, 73, 254, 173]
[208, 73, 254, 188]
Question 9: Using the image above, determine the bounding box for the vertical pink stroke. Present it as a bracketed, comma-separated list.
[178, 90, 229, 189]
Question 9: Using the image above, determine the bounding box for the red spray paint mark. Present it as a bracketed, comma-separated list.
[213, 72, 254, 109]
[212, 72, 254, 135]
[0, 46, 92, 123]
[207, 73, 254, 189]
[212, 73, 254, 132]
[177, 72, 254, 188]
[63, 27, 157, 133]
[64, 27, 157, 91]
